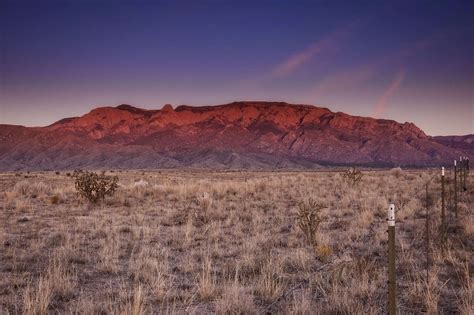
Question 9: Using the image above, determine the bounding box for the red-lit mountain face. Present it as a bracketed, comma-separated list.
[0, 102, 471, 170]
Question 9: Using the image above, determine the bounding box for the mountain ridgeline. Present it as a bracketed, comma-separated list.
[0, 102, 471, 170]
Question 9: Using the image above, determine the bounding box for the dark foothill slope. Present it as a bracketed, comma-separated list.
[0, 102, 470, 170]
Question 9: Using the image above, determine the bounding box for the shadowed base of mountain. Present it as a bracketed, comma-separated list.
[0, 102, 472, 170]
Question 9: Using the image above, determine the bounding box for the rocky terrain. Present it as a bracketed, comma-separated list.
[0, 102, 471, 170]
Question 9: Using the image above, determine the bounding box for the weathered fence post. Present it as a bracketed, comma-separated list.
[463, 156, 468, 192]
[467, 157, 470, 191]
[425, 183, 430, 280]
[454, 160, 458, 218]
[441, 167, 445, 239]
[388, 204, 396, 315]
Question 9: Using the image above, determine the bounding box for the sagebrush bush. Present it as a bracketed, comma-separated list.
[390, 167, 403, 178]
[72, 170, 119, 204]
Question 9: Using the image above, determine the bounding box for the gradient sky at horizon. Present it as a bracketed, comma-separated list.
[0, 0, 472, 135]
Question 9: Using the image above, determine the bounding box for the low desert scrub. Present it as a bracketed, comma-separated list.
[314, 244, 333, 262]
[50, 194, 61, 205]
[341, 166, 364, 186]
[290, 288, 313, 314]
[23, 277, 53, 315]
[255, 256, 283, 302]
[123, 284, 146, 315]
[14, 180, 51, 197]
[72, 170, 119, 203]
[214, 280, 256, 314]
[458, 261, 472, 315]
[98, 231, 121, 273]
[15, 199, 32, 212]
[407, 266, 442, 313]
[184, 215, 194, 245]
[390, 167, 403, 178]
[0, 169, 470, 313]
[132, 179, 149, 188]
[196, 191, 213, 212]
[297, 198, 324, 251]
[462, 215, 474, 237]
[282, 248, 312, 272]
[195, 191, 213, 222]
[197, 256, 217, 300]
[312, 258, 380, 314]
[129, 247, 169, 301]
[47, 252, 76, 298]
[23, 251, 75, 314]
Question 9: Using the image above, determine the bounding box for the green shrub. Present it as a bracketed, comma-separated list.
[72, 170, 119, 204]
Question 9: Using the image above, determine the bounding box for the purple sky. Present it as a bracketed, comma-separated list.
[0, 0, 473, 135]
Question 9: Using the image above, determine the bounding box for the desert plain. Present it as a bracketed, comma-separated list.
[0, 169, 472, 314]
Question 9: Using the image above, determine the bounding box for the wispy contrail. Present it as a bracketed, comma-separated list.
[271, 23, 357, 78]
[373, 68, 406, 118]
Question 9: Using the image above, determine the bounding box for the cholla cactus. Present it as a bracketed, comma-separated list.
[72, 170, 119, 203]
[342, 167, 364, 186]
[297, 199, 324, 248]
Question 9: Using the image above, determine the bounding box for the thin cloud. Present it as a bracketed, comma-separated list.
[271, 23, 357, 78]
[306, 35, 437, 111]
[311, 64, 378, 97]
[373, 68, 406, 118]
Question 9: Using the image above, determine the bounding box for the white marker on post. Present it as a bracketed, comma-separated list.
[388, 204, 395, 226]
[442, 167, 445, 176]
[454, 160, 457, 166]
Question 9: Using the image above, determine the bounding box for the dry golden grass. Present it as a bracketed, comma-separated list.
[0, 169, 472, 314]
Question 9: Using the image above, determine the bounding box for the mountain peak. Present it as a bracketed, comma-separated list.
[1, 101, 471, 170]
[116, 104, 148, 114]
[162, 104, 174, 112]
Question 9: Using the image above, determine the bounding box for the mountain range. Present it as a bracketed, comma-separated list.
[0, 101, 472, 170]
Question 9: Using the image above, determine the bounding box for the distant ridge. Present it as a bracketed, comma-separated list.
[0, 101, 471, 170]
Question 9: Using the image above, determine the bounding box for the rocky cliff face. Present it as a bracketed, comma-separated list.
[0, 102, 470, 170]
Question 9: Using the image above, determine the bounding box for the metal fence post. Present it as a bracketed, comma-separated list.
[388, 204, 396, 315]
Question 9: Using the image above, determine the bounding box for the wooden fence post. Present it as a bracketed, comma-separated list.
[467, 157, 470, 191]
[463, 156, 468, 192]
[388, 204, 396, 315]
[441, 167, 445, 239]
[425, 183, 430, 280]
[454, 160, 458, 218]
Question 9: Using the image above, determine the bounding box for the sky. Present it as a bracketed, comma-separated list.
[0, 0, 472, 136]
